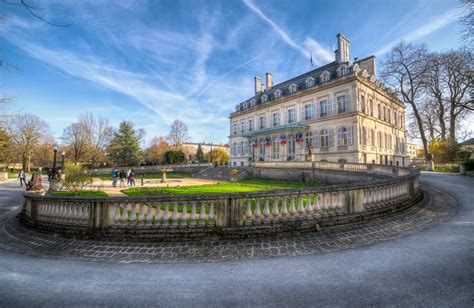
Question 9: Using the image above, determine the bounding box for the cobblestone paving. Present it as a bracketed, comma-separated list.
[0, 185, 457, 264]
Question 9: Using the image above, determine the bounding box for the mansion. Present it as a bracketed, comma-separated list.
[229, 33, 408, 167]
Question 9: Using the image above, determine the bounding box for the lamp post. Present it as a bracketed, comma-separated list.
[210, 142, 213, 165]
[51, 143, 58, 180]
[61, 151, 66, 169]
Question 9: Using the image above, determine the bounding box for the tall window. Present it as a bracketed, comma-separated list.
[388, 108, 391, 123]
[259, 116, 266, 129]
[287, 109, 296, 124]
[272, 137, 279, 159]
[361, 95, 366, 113]
[337, 127, 349, 146]
[337, 95, 347, 114]
[383, 106, 386, 121]
[259, 138, 264, 157]
[233, 122, 237, 135]
[319, 100, 328, 117]
[371, 129, 375, 146]
[305, 132, 312, 150]
[378, 104, 382, 120]
[320, 129, 329, 147]
[240, 121, 245, 133]
[272, 112, 280, 127]
[370, 100, 374, 116]
[248, 119, 253, 132]
[305, 104, 313, 120]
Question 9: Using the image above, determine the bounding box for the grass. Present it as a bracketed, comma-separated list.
[50, 191, 108, 197]
[122, 178, 323, 196]
[419, 166, 460, 173]
[96, 172, 190, 181]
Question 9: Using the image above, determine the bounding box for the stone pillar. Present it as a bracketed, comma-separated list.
[460, 163, 466, 175]
[352, 189, 365, 213]
[426, 160, 434, 171]
[216, 198, 230, 227]
[230, 197, 245, 227]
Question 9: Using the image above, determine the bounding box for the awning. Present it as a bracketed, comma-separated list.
[242, 123, 310, 138]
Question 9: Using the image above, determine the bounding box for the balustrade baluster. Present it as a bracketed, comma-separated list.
[306, 194, 313, 216]
[208, 201, 215, 227]
[155, 202, 161, 226]
[162, 202, 170, 226]
[289, 196, 297, 219]
[199, 201, 207, 226]
[280, 196, 288, 218]
[180, 201, 187, 226]
[272, 197, 280, 220]
[254, 198, 262, 223]
[137, 203, 145, 226]
[245, 198, 253, 225]
[336, 191, 344, 213]
[263, 197, 271, 223]
[321, 192, 329, 216]
[171, 201, 179, 227]
[189, 201, 197, 227]
[145, 203, 154, 226]
[113, 203, 121, 226]
[313, 194, 321, 218]
[129, 203, 137, 225]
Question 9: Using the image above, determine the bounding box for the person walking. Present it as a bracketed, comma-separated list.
[111, 167, 119, 187]
[140, 170, 145, 186]
[18, 170, 27, 187]
[129, 168, 136, 186]
[126, 168, 131, 186]
[119, 169, 126, 188]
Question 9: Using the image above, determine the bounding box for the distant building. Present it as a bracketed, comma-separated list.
[229, 33, 408, 167]
[181, 142, 229, 162]
[406, 142, 418, 163]
[459, 138, 474, 160]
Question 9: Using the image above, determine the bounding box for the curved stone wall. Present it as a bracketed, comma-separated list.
[20, 162, 420, 241]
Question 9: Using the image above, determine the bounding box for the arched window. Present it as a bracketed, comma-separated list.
[288, 83, 298, 94]
[320, 71, 330, 83]
[261, 94, 268, 103]
[337, 126, 353, 146]
[250, 99, 256, 107]
[274, 89, 282, 99]
[305, 77, 315, 88]
[337, 64, 348, 77]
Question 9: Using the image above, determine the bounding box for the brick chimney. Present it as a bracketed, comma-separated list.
[265, 72, 273, 90]
[254, 76, 262, 94]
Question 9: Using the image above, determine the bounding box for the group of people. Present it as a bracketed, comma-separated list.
[111, 167, 145, 188]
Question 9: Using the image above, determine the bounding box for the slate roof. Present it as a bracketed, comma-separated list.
[460, 138, 474, 145]
[234, 60, 347, 113]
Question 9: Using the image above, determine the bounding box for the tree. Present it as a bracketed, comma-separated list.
[459, 0, 474, 48]
[107, 121, 142, 167]
[31, 136, 55, 169]
[61, 115, 91, 162]
[164, 150, 185, 164]
[0, 127, 12, 170]
[61, 161, 93, 195]
[88, 115, 113, 168]
[167, 119, 190, 148]
[381, 42, 431, 162]
[196, 144, 204, 163]
[143, 137, 169, 165]
[204, 148, 230, 164]
[8, 113, 49, 171]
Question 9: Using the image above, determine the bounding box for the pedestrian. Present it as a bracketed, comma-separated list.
[119, 169, 126, 188]
[18, 169, 27, 187]
[140, 170, 145, 186]
[129, 168, 136, 186]
[111, 167, 119, 187]
[126, 168, 131, 186]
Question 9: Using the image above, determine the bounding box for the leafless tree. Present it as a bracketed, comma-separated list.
[380, 42, 432, 161]
[1, 0, 70, 26]
[8, 113, 49, 171]
[459, 0, 474, 48]
[167, 119, 190, 148]
[89, 116, 113, 168]
[61, 115, 92, 162]
[143, 137, 170, 165]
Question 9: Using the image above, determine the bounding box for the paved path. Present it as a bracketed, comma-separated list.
[0, 173, 472, 307]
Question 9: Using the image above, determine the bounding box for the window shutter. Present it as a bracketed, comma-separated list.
[329, 129, 334, 147]
[348, 126, 353, 145]
[313, 131, 319, 148]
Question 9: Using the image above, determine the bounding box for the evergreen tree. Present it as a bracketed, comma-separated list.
[107, 121, 142, 166]
[196, 144, 204, 163]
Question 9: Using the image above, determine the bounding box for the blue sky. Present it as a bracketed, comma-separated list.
[0, 0, 467, 145]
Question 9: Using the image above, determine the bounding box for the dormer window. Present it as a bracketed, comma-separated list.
[337, 64, 349, 77]
[320, 71, 330, 83]
[243, 102, 248, 109]
[261, 94, 268, 103]
[274, 89, 282, 99]
[288, 83, 298, 94]
[305, 77, 315, 88]
[250, 99, 256, 107]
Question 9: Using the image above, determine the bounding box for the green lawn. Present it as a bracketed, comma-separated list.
[50, 191, 108, 197]
[96, 172, 190, 181]
[122, 179, 323, 196]
[419, 166, 460, 173]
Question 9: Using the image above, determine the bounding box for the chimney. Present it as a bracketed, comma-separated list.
[265, 72, 273, 90]
[336, 33, 351, 64]
[334, 49, 339, 62]
[254, 76, 262, 94]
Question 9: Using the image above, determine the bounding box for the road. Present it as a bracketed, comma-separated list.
[0, 172, 472, 307]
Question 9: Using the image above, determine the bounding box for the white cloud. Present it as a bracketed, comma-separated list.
[242, 0, 333, 65]
[375, 6, 466, 56]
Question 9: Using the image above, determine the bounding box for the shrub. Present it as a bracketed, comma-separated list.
[61, 162, 93, 195]
[164, 150, 185, 164]
[464, 160, 474, 171]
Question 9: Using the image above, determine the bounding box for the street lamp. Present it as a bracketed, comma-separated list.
[51, 142, 58, 180]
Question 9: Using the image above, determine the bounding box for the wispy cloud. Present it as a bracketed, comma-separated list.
[375, 6, 466, 56]
[242, 0, 332, 65]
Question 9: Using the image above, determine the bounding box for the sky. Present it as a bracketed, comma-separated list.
[0, 0, 468, 145]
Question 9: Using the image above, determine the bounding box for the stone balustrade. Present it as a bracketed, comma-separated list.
[21, 163, 420, 240]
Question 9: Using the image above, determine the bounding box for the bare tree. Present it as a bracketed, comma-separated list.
[167, 119, 190, 148]
[8, 113, 49, 171]
[143, 137, 170, 165]
[1, 0, 70, 26]
[459, 0, 474, 48]
[381, 42, 431, 161]
[61, 114, 92, 162]
[89, 116, 113, 168]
